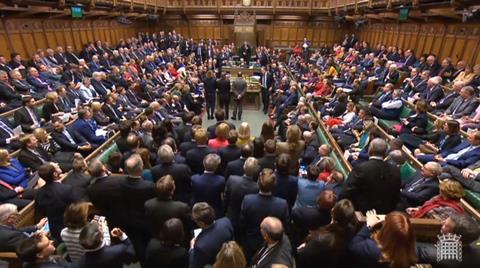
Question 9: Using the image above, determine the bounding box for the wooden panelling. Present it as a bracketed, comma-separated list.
[0, 19, 140, 59]
[358, 23, 480, 65]
[152, 19, 350, 47]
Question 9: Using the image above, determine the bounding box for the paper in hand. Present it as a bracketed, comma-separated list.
[13, 126, 22, 136]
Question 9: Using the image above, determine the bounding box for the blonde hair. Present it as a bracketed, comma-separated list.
[215, 123, 230, 141]
[0, 149, 10, 167]
[45, 91, 58, 101]
[439, 179, 465, 200]
[238, 122, 251, 140]
[194, 128, 209, 145]
[213, 241, 246, 268]
[91, 102, 102, 113]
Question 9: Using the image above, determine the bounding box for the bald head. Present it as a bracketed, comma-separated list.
[125, 154, 143, 176]
[260, 217, 284, 243]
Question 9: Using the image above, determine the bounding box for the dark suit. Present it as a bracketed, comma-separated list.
[91, 79, 109, 98]
[225, 158, 246, 179]
[207, 121, 235, 139]
[179, 140, 196, 157]
[445, 97, 478, 119]
[77, 237, 136, 268]
[340, 158, 401, 214]
[218, 144, 241, 175]
[0, 81, 22, 106]
[260, 72, 274, 113]
[116, 176, 155, 265]
[175, 123, 192, 143]
[54, 53, 68, 65]
[0, 117, 21, 150]
[403, 112, 428, 133]
[291, 206, 331, 246]
[65, 52, 80, 65]
[145, 239, 188, 268]
[273, 173, 298, 209]
[0, 224, 36, 252]
[42, 101, 63, 122]
[102, 103, 123, 123]
[216, 78, 231, 118]
[145, 197, 191, 238]
[14, 107, 42, 133]
[231, 78, 247, 120]
[62, 171, 92, 200]
[258, 154, 276, 170]
[51, 126, 88, 152]
[190, 217, 234, 268]
[397, 172, 439, 210]
[224, 175, 258, 228]
[204, 77, 217, 118]
[87, 175, 125, 227]
[191, 172, 225, 217]
[150, 162, 192, 203]
[432, 92, 459, 112]
[186, 146, 215, 174]
[421, 85, 444, 103]
[12, 79, 35, 96]
[252, 234, 294, 268]
[240, 193, 290, 259]
[18, 148, 52, 171]
[35, 182, 79, 241]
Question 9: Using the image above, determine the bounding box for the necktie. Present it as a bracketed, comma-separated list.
[407, 178, 425, 192]
[31, 149, 46, 163]
[63, 130, 76, 144]
[26, 108, 40, 127]
[108, 105, 120, 120]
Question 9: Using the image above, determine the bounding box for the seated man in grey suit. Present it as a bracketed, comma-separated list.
[442, 86, 478, 119]
[0, 204, 47, 252]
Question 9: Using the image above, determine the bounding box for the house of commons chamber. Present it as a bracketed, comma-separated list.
[1, 0, 480, 267]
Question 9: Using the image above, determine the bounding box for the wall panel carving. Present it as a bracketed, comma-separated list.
[358, 23, 480, 65]
[0, 19, 140, 59]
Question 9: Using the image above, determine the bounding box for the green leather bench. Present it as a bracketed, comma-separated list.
[464, 190, 480, 210]
[400, 162, 417, 182]
[96, 143, 119, 164]
[378, 106, 412, 129]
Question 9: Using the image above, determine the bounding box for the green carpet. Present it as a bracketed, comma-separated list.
[202, 109, 270, 137]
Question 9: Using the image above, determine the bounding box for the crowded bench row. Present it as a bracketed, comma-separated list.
[287, 67, 445, 241]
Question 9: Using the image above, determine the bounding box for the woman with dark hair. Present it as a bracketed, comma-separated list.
[297, 199, 360, 268]
[145, 218, 188, 268]
[414, 120, 462, 163]
[61, 202, 111, 262]
[391, 100, 428, 135]
[204, 70, 217, 120]
[349, 211, 416, 268]
[259, 122, 275, 142]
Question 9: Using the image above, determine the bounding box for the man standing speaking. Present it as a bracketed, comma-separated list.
[231, 72, 247, 121]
